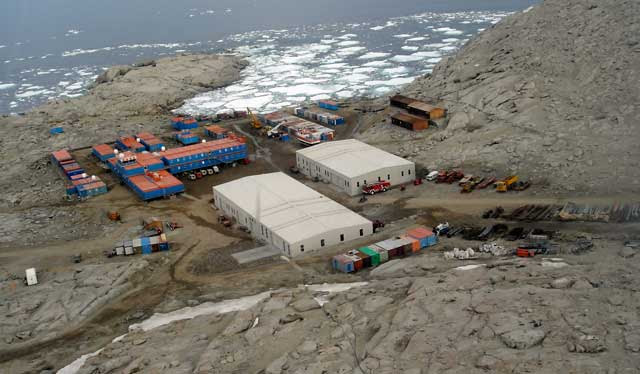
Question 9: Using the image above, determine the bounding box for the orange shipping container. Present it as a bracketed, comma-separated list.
[401, 236, 421, 253]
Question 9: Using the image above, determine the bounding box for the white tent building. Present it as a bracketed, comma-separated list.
[296, 139, 416, 196]
[212, 172, 372, 257]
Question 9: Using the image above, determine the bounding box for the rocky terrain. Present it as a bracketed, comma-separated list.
[0, 260, 150, 359]
[68, 238, 640, 374]
[0, 53, 247, 209]
[359, 0, 640, 195]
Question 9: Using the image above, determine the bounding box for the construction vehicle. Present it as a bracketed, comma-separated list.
[144, 217, 164, 234]
[107, 211, 121, 221]
[458, 175, 473, 186]
[477, 176, 496, 189]
[289, 165, 300, 174]
[435, 170, 448, 183]
[267, 123, 285, 138]
[372, 219, 385, 232]
[362, 180, 391, 195]
[247, 107, 262, 129]
[496, 175, 519, 192]
[512, 181, 531, 191]
[435, 222, 450, 236]
[445, 170, 464, 184]
[413, 178, 423, 185]
[218, 215, 232, 227]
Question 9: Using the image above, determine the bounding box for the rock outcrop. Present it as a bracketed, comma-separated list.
[361, 0, 640, 195]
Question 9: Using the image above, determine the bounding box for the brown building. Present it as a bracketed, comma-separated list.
[407, 101, 447, 120]
[389, 95, 416, 109]
[391, 113, 429, 131]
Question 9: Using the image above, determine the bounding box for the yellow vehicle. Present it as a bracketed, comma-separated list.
[247, 107, 262, 129]
[496, 175, 519, 192]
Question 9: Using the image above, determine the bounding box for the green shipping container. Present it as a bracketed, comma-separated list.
[369, 244, 389, 263]
[358, 247, 380, 267]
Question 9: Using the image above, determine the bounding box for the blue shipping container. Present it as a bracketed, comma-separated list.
[50, 127, 64, 135]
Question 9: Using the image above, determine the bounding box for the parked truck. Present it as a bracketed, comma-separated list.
[362, 180, 391, 195]
[496, 175, 519, 192]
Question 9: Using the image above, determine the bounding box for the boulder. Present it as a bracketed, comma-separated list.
[500, 329, 546, 349]
[291, 297, 320, 312]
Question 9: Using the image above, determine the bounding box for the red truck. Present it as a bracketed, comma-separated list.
[362, 181, 391, 195]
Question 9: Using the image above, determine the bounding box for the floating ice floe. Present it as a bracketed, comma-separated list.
[336, 40, 360, 47]
[411, 51, 442, 58]
[337, 33, 357, 40]
[358, 52, 391, 60]
[382, 66, 410, 75]
[362, 60, 393, 67]
[393, 34, 414, 38]
[390, 54, 424, 63]
[352, 67, 378, 74]
[339, 73, 370, 83]
[401, 46, 419, 51]
[406, 37, 427, 42]
[335, 47, 366, 56]
[0, 83, 16, 90]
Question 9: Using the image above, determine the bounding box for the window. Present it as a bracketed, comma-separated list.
[340, 234, 344, 242]
[401, 171, 404, 176]
[300, 245, 304, 252]
[359, 229, 364, 236]
[321, 239, 325, 247]
[408, 169, 411, 175]
[364, 180, 367, 185]
[378, 176, 381, 182]
[357, 181, 360, 187]
[387, 174, 390, 180]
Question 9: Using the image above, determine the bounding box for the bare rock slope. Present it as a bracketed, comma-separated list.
[71, 242, 640, 374]
[363, 0, 640, 195]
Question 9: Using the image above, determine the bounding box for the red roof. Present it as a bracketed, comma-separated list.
[72, 177, 95, 186]
[128, 170, 182, 192]
[135, 152, 164, 168]
[92, 144, 114, 156]
[52, 149, 72, 162]
[136, 132, 163, 145]
[407, 227, 434, 239]
[119, 136, 144, 149]
[205, 125, 227, 134]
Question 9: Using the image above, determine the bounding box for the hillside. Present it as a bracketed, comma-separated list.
[360, 0, 640, 195]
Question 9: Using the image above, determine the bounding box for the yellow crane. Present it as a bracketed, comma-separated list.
[247, 107, 262, 129]
[496, 175, 519, 192]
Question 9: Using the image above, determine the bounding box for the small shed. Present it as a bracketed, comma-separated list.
[391, 113, 429, 131]
[25, 268, 38, 286]
[389, 95, 416, 109]
[407, 102, 447, 119]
